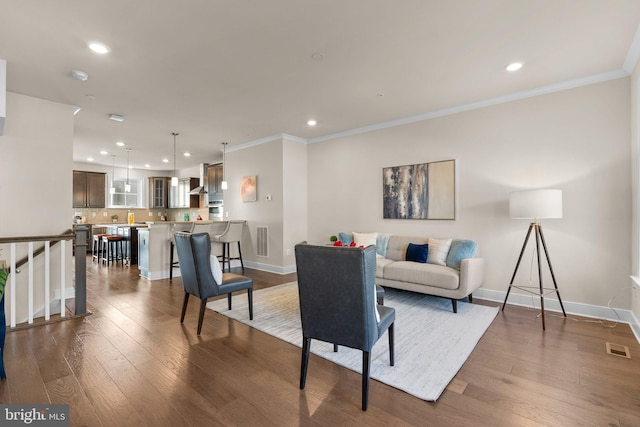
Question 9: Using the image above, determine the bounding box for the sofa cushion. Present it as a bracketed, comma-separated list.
[375, 257, 395, 278]
[384, 261, 459, 290]
[353, 231, 378, 248]
[386, 236, 429, 261]
[427, 238, 452, 266]
[338, 231, 353, 245]
[446, 239, 478, 270]
[406, 243, 429, 263]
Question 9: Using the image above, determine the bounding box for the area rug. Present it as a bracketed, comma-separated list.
[207, 282, 499, 401]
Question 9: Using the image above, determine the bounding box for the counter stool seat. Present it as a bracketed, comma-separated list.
[211, 220, 245, 272]
[101, 235, 124, 266]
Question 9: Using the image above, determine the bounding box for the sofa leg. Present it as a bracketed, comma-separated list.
[468, 293, 473, 303]
[451, 299, 457, 313]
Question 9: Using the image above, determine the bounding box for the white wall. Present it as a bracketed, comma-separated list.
[307, 78, 631, 310]
[282, 137, 308, 267]
[0, 92, 75, 321]
[630, 63, 640, 328]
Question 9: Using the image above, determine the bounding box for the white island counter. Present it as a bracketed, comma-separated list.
[138, 220, 232, 280]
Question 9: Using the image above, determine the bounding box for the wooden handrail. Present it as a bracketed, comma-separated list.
[0, 229, 75, 272]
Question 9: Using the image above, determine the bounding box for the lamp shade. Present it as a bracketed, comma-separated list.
[509, 189, 562, 220]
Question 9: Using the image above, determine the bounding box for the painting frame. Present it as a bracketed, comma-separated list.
[382, 159, 455, 220]
[241, 175, 257, 202]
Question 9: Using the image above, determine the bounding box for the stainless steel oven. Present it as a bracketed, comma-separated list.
[209, 202, 223, 220]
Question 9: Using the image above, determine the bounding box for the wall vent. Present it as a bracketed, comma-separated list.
[256, 226, 269, 257]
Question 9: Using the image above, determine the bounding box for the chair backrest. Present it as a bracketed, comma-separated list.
[174, 232, 220, 300]
[191, 222, 212, 234]
[294, 243, 379, 352]
[170, 222, 195, 243]
[218, 220, 244, 243]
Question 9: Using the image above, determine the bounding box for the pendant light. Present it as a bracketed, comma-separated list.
[171, 132, 179, 187]
[221, 142, 228, 190]
[125, 148, 131, 192]
[110, 155, 116, 194]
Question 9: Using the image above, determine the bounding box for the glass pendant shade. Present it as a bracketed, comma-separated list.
[171, 176, 179, 187]
[221, 142, 228, 191]
[221, 180, 228, 190]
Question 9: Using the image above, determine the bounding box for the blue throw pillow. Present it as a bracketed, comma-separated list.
[406, 243, 429, 263]
[446, 240, 477, 270]
[338, 231, 353, 245]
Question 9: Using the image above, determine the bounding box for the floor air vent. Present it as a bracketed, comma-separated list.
[256, 226, 269, 257]
[606, 342, 631, 359]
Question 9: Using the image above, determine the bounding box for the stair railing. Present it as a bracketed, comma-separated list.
[0, 226, 88, 328]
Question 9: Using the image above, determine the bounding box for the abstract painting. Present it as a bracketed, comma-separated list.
[383, 159, 455, 219]
[241, 175, 257, 202]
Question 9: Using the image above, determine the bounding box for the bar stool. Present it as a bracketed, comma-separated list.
[101, 235, 124, 266]
[92, 233, 108, 263]
[169, 223, 195, 280]
[211, 220, 245, 272]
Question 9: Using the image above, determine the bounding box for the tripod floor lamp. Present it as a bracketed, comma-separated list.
[502, 189, 566, 330]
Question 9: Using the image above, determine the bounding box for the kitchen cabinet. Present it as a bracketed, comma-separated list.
[207, 163, 223, 202]
[149, 177, 169, 209]
[169, 178, 200, 208]
[73, 171, 106, 208]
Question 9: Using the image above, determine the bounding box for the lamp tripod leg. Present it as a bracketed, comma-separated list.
[534, 224, 546, 330]
[502, 223, 534, 311]
[538, 224, 566, 317]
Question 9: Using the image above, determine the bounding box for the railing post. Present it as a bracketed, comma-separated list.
[74, 226, 88, 316]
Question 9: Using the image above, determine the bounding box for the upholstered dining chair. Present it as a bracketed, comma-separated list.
[211, 220, 245, 272]
[175, 232, 254, 335]
[294, 243, 396, 411]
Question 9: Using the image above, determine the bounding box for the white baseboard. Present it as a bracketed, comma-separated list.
[244, 261, 296, 275]
[475, 288, 640, 344]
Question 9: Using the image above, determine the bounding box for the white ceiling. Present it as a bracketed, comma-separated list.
[1, 0, 640, 171]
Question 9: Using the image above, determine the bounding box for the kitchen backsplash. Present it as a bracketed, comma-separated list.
[73, 207, 209, 224]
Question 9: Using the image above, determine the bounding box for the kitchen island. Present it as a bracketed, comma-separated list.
[137, 220, 233, 280]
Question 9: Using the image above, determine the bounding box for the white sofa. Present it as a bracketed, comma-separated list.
[339, 232, 486, 313]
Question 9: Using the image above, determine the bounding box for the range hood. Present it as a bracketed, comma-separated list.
[189, 163, 208, 195]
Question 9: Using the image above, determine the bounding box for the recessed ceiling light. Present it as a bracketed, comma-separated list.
[184, 152, 191, 157]
[88, 42, 110, 54]
[100, 150, 108, 155]
[162, 158, 169, 163]
[71, 69, 89, 81]
[144, 164, 151, 168]
[307, 119, 317, 126]
[109, 113, 124, 122]
[87, 157, 94, 162]
[116, 141, 125, 147]
[506, 62, 523, 72]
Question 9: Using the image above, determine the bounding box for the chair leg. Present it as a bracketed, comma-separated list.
[180, 291, 189, 323]
[333, 344, 338, 352]
[468, 293, 473, 303]
[451, 299, 457, 313]
[247, 288, 253, 320]
[362, 351, 371, 411]
[169, 241, 174, 280]
[237, 241, 244, 272]
[227, 293, 232, 310]
[300, 337, 311, 389]
[389, 323, 395, 366]
[197, 299, 207, 335]
[222, 243, 228, 272]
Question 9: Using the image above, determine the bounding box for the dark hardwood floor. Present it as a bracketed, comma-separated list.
[2, 258, 640, 426]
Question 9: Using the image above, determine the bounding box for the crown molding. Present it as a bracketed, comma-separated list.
[308, 69, 628, 144]
[235, 69, 629, 151]
[623, 24, 640, 74]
